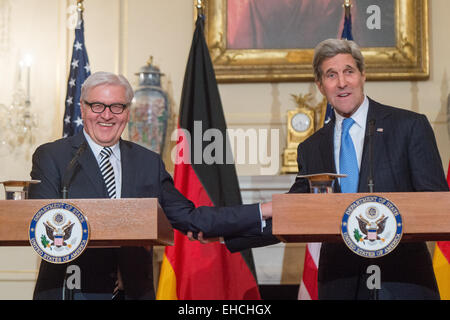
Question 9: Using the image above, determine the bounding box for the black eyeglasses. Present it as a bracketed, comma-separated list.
[83, 101, 129, 114]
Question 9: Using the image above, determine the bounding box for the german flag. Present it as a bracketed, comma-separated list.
[434, 241, 450, 299]
[156, 15, 260, 300]
[432, 161, 450, 300]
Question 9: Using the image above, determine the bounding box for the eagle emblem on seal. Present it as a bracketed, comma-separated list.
[355, 214, 388, 242]
[42, 219, 75, 248]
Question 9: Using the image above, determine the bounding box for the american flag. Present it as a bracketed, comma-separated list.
[341, 1, 354, 41]
[299, 1, 354, 301]
[62, 12, 90, 138]
[322, 2, 354, 126]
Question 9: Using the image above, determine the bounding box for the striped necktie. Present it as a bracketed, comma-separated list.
[100, 147, 116, 199]
[339, 118, 359, 193]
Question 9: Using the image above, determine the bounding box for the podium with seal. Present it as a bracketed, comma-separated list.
[271, 174, 450, 300]
[273, 191, 450, 244]
[272, 173, 450, 248]
[0, 181, 174, 252]
[0, 198, 174, 248]
[0, 180, 173, 300]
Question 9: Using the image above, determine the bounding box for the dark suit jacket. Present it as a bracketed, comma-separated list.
[289, 98, 448, 299]
[226, 98, 448, 299]
[29, 131, 261, 300]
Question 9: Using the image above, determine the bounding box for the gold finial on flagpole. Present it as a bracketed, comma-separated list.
[77, 0, 85, 12]
[75, 0, 85, 29]
[343, 0, 351, 17]
[146, 56, 153, 66]
[196, 0, 205, 17]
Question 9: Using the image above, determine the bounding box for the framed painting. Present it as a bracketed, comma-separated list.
[200, 0, 429, 82]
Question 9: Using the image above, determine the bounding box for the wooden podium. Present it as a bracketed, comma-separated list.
[0, 198, 174, 247]
[273, 192, 450, 243]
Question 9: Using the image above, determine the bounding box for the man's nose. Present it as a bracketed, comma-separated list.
[100, 106, 114, 119]
[337, 73, 347, 88]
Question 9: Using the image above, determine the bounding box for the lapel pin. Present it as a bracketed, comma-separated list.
[377, 128, 384, 133]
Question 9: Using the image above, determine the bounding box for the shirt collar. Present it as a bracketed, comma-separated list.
[334, 95, 369, 129]
[82, 129, 121, 161]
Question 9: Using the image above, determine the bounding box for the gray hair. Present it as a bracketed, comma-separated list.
[81, 71, 134, 103]
[313, 39, 365, 82]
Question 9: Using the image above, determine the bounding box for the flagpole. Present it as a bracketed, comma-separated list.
[63, 0, 90, 138]
[342, 0, 379, 301]
[343, 0, 376, 300]
[299, 0, 355, 302]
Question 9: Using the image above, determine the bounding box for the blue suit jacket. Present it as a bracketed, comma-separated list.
[29, 131, 261, 299]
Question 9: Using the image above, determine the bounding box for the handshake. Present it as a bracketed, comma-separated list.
[187, 201, 273, 244]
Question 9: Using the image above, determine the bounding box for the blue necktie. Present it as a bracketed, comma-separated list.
[339, 118, 359, 193]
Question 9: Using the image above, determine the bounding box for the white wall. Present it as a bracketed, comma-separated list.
[2, 0, 449, 180]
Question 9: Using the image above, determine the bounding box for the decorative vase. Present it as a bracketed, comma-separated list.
[128, 57, 169, 154]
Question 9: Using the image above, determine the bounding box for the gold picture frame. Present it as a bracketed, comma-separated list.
[201, 0, 429, 82]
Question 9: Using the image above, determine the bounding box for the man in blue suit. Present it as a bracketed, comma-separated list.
[224, 39, 448, 299]
[29, 72, 271, 300]
[294, 39, 448, 299]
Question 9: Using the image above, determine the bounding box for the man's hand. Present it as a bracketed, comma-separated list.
[186, 231, 223, 244]
[261, 201, 272, 219]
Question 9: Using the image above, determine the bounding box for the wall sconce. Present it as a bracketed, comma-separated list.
[0, 54, 38, 155]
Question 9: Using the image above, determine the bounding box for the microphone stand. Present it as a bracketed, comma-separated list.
[62, 187, 74, 301]
[367, 119, 378, 300]
[61, 141, 86, 300]
[367, 120, 375, 193]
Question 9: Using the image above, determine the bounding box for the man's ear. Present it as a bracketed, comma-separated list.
[79, 101, 85, 118]
[315, 79, 325, 96]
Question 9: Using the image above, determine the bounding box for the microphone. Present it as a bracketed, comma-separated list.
[366, 118, 379, 301]
[61, 141, 87, 301]
[367, 119, 376, 193]
[61, 141, 87, 199]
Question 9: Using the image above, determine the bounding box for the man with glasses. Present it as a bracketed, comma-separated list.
[29, 71, 271, 300]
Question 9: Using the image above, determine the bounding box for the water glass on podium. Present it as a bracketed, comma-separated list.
[0, 180, 40, 200]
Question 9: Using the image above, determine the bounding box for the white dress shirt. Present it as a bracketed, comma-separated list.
[333, 95, 369, 182]
[83, 130, 122, 198]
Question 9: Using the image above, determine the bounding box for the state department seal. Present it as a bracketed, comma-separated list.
[29, 202, 89, 264]
[341, 195, 403, 258]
